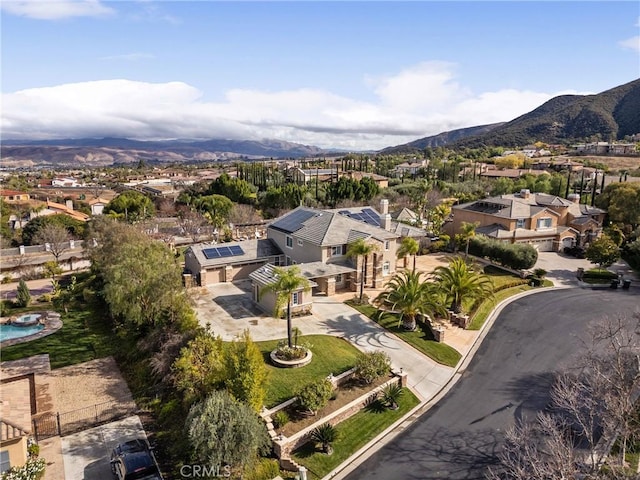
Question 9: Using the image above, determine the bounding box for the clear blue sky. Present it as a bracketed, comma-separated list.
[2, 1, 639, 150]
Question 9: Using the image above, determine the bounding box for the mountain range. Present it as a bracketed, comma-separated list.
[383, 77, 640, 154]
[2, 78, 638, 167]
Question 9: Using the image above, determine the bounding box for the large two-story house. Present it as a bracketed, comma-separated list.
[184, 202, 404, 314]
[448, 189, 606, 252]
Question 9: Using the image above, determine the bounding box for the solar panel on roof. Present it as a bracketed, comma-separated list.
[271, 209, 317, 233]
[202, 245, 245, 260]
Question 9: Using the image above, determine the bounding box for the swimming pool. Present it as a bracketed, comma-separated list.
[0, 323, 45, 342]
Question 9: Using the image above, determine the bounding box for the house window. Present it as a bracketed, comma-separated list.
[286, 236, 293, 248]
[536, 218, 552, 229]
[286, 256, 291, 266]
[292, 291, 300, 306]
[516, 219, 525, 229]
[0, 450, 10, 473]
[298, 239, 304, 247]
[330, 245, 345, 256]
[383, 261, 390, 276]
[335, 273, 343, 283]
[384, 240, 390, 251]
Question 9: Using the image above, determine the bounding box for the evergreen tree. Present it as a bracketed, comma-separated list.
[16, 279, 31, 308]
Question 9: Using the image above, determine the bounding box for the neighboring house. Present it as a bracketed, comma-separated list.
[288, 168, 336, 185]
[52, 177, 82, 188]
[343, 171, 390, 188]
[391, 159, 428, 178]
[448, 189, 606, 252]
[88, 197, 109, 215]
[0, 190, 30, 204]
[574, 142, 638, 156]
[0, 355, 52, 474]
[43, 200, 90, 222]
[0, 420, 29, 474]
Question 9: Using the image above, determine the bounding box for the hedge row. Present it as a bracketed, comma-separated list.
[469, 236, 538, 270]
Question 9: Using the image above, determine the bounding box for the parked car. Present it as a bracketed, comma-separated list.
[110, 438, 163, 480]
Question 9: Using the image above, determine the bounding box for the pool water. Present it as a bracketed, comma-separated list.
[0, 323, 44, 342]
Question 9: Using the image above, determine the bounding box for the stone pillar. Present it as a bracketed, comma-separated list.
[183, 273, 193, 288]
[199, 269, 208, 286]
[224, 265, 233, 282]
[326, 277, 336, 296]
[19, 245, 25, 255]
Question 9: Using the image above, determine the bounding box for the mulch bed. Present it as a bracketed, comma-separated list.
[277, 374, 392, 437]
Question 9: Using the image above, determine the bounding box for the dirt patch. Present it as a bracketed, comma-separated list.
[277, 375, 391, 437]
[50, 356, 136, 413]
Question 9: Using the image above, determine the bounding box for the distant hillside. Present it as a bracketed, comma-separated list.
[0, 137, 327, 167]
[454, 78, 640, 148]
[381, 78, 640, 154]
[379, 123, 504, 154]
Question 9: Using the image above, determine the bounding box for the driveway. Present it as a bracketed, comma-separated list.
[61, 415, 149, 480]
[534, 251, 638, 287]
[191, 282, 452, 401]
[342, 288, 640, 480]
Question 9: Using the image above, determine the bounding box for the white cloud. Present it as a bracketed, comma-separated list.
[0, 0, 115, 20]
[1, 63, 580, 150]
[619, 35, 640, 52]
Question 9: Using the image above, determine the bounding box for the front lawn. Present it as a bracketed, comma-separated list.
[257, 335, 361, 408]
[292, 388, 420, 480]
[346, 301, 461, 368]
[1, 307, 117, 368]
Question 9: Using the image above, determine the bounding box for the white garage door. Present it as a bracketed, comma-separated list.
[534, 239, 554, 252]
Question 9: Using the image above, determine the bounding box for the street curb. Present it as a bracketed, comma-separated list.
[323, 284, 570, 480]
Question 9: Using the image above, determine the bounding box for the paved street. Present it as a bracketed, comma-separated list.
[342, 288, 640, 480]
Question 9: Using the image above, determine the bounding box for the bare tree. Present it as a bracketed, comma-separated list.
[34, 223, 70, 263]
[488, 313, 640, 479]
[177, 207, 211, 243]
[227, 204, 263, 226]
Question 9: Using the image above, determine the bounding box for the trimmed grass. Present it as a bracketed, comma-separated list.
[257, 335, 361, 408]
[1, 306, 117, 368]
[468, 283, 544, 330]
[346, 301, 461, 368]
[292, 388, 420, 480]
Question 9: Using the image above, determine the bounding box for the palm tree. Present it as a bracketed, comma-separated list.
[347, 238, 377, 303]
[260, 266, 311, 348]
[432, 257, 493, 314]
[397, 236, 419, 272]
[311, 423, 339, 455]
[459, 221, 479, 259]
[374, 270, 446, 331]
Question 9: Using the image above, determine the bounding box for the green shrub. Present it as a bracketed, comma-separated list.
[296, 378, 334, 414]
[243, 458, 281, 480]
[272, 410, 289, 429]
[0, 300, 14, 317]
[469, 237, 538, 270]
[353, 350, 391, 385]
[583, 269, 618, 279]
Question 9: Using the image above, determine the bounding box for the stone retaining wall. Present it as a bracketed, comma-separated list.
[264, 371, 407, 467]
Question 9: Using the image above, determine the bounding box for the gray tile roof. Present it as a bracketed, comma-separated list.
[269, 207, 398, 246]
[186, 238, 282, 268]
[249, 263, 322, 287]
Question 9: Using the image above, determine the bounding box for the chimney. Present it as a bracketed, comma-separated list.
[65, 200, 74, 210]
[568, 193, 581, 204]
[520, 189, 530, 199]
[380, 199, 389, 215]
[381, 213, 392, 231]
